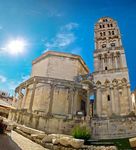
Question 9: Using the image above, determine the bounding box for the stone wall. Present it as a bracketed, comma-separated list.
[91, 116, 136, 139]
[31, 51, 89, 81]
[13, 124, 117, 150]
[8, 109, 89, 134]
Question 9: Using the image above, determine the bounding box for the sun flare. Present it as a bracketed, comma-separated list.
[7, 39, 26, 55]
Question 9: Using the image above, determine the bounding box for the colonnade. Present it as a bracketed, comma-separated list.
[13, 76, 93, 118]
[95, 79, 133, 117]
[97, 52, 122, 71]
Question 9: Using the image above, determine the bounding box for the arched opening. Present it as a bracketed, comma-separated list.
[107, 95, 110, 101]
[105, 66, 108, 70]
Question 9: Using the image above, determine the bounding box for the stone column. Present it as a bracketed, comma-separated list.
[22, 86, 28, 109]
[48, 83, 55, 115]
[102, 58, 105, 71]
[110, 85, 115, 114]
[115, 56, 118, 69]
[86, 89, 90, 117]
[68, 88, 73, 115]
[12, 92, 17, 107]
[127, 84, 133, 112]
[17, 88, 23, 109]
[114, 86, 120, 115]
[96, 87, 102, 116]
[93, 88, 97, 116]
[29, 80, 37, 113]
[71, 88, 75, 116]
[108, 56, 111, 70]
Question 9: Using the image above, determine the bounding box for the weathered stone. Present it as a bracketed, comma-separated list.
[52, 138, 60, 145]
[44, 143, 53, 149]
[59, 137, 71, 146]
[70, 138, 84, 149]
[129, 137, 136, 148]
[31, 133, 46, 140]
[18, 125, 45, 135]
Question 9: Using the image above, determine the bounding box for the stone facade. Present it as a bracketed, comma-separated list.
[92, 17, 136, 139]
[9, 51, 93, 133]
[8, 17, 136, 140]
[93, 17, 133, 117]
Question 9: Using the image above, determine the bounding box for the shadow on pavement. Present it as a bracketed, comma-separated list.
[0, 133, 22, 150]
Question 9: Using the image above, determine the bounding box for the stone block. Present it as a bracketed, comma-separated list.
[129, 137, 136, 148]
[70, 138, 84, 149]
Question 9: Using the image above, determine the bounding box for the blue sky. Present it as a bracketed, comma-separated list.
[0, 0, 136, 95]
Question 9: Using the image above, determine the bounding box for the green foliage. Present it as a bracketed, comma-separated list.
[72, 125, 91, 141]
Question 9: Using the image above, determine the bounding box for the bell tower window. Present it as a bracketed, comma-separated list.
[111, 43, 115, 47]
[102, 44, 106, 48]
[107, 95, 110, 101]
[105, 66, 108, 70]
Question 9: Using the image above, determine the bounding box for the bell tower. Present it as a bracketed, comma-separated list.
[93, 17, 133, 117]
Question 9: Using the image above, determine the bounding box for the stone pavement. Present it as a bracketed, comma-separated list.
[5, 131, 48, 150]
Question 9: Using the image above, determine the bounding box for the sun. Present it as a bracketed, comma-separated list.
[7, 39, 26, 55]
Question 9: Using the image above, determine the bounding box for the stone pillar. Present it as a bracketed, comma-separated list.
[22, 86, 28, 109]
[115, 56, 118, 69]
[86, 89, 90, 117]
[12, 92, 17, 107]
[102, 58, 105, 71]
[71, 88, 75, 116]
[29, 80, 37, 113]
[68, 88, 73, 115]
[96, 87, 102, 116]
[48, 83, 55, 115]
[93, 88, 97, 116]
[108, 56, 111, 70]
[127, 84, 133, 112]
[17, 88, 23, 109]
[110, 85, 115, 114]
[114, 86, 120, 115]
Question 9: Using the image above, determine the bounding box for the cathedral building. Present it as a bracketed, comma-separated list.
[92, 17, 136, 139]
[93, 17, 133, 117]
[9, 17, 136, 139]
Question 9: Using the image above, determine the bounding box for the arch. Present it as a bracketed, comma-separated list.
[96, 81, 101, 86]
[121, 78, 127, 83]
[105, 79, 110, 85]
[112, 79, 118, 85]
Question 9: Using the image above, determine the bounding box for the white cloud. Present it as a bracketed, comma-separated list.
[44, 22, 79, 52]
[61, 23, 79, 31]
[0, 75, 7, 83]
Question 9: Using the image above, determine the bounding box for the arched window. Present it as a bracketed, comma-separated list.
[110, 24, 113, 27]
[109, 31, 111, 35]
[100, 25, 102, 28]
[107, 24, 110, 27]
[105, 66, 108, 70]
[102, 44, 106, 48]
[111, 43, 115, 47]
[107, 95, 110, 101]
[103, 24, 105, 28]
[112, 31, 114, 35]
[100, 32, 102, 36]
[103, 32, 106, 36]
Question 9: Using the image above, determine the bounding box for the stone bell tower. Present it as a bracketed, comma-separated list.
[93, 17, 133, 117]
